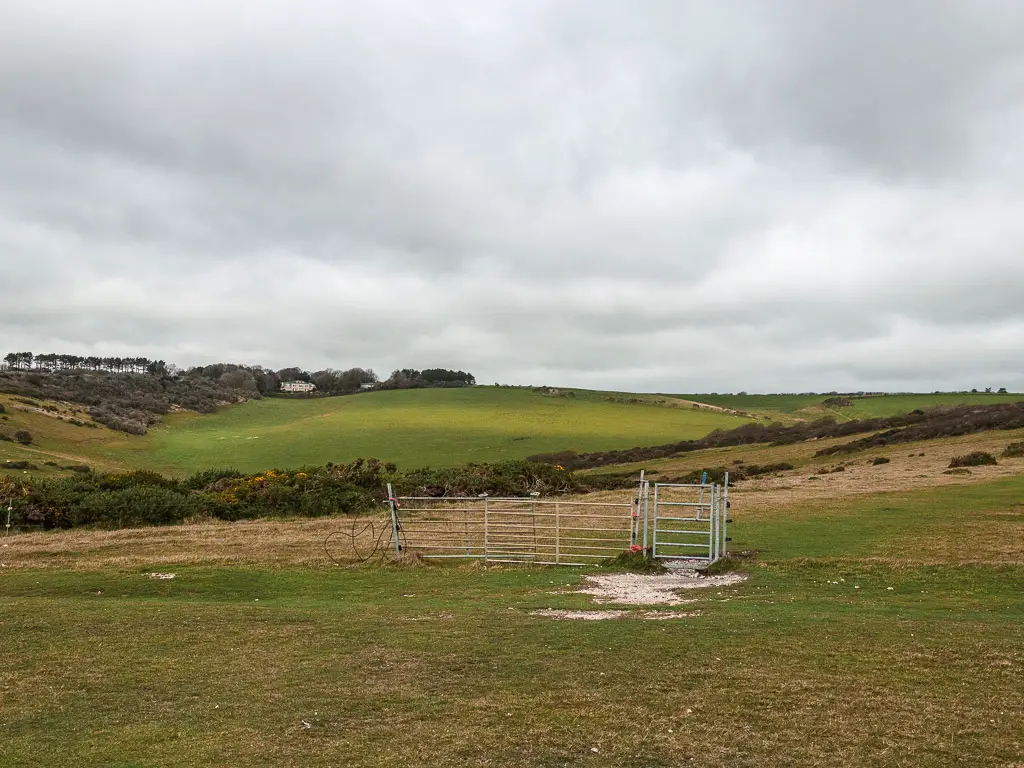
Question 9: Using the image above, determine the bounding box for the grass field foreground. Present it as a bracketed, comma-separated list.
[2, 458, 1022, 766]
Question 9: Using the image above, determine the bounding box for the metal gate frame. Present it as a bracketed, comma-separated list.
[649, 474, 729, 563]
[383, 473, 729, 566]
[387, 482, 639, 566]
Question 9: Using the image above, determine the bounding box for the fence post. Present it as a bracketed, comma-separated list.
[555, 501, 560, 565]
[712, 485, 720, 561]
[722, 472, 729, 559]
[649, 483, 658, 558]
[387, 482, 401, 556]
[634, 470, 645, 544]
[483, 495, 489, 562]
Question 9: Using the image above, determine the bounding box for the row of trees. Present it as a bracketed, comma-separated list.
[3, 352, 169, 375]
[253, 366, 474, 394]
[3, 353, 475, 395]
[383, 368, 476, 389]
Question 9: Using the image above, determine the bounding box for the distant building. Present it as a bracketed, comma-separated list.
[359, 383, 377, 390]
[280, 381, 315, 393]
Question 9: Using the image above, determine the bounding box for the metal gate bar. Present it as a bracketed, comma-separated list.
[650, 475, 729, 563]
[383, 473, 729, 566]
[390, 490, 638, 565]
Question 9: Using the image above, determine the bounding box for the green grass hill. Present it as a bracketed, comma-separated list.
[4, 387, 1021, 478]
[2, 387, 748, 476]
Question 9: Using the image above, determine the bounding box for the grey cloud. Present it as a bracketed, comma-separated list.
[1, 0, 1023, 393]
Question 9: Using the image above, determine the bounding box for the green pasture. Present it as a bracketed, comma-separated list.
[84, 387, 746, 475]
[2, 476, 1022, 766]
[4, 388, 1023, 480]
[672, 391, 1022, 422]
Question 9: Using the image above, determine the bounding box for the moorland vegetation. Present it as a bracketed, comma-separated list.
[0, 351, 474, 435]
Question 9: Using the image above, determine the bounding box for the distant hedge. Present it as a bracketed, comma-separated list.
[527, 403, 1024, 470]
[0, 458, 595, 531]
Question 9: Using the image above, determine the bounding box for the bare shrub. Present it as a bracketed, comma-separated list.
[948, 452, 997, 468]
[1002, 442, 1024, 458]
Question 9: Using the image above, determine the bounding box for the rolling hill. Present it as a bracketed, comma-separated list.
[1, 387, 749, 476]
[671, 391, 1024, 421]
[4, 387, 1021, 478]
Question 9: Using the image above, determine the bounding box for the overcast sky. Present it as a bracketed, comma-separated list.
[2, 1, 1022, 393]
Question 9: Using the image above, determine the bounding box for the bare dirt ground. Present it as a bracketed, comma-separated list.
[527, 571, 743, 620]
[529, 608, 698, 621]
[577, 572, 746, 605]
[734, 431, 1024, 517]
[1, 516, 391, 570]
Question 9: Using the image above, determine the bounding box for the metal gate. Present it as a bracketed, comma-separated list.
[381, 474, 728, 566]
[651, 479, 729, 562]
[389, 488, 637, 566]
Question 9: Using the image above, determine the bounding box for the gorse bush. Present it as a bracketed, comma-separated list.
[396, 459, 581, 497]
[5, 458, 593, 531]
[1002, 442, 1024, 458]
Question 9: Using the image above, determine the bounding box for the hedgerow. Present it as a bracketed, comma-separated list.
[1, 458, 589, 531]
[525, 403, 1024, 470]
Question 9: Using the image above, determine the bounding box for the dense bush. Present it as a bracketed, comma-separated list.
[1002, 442, 1024, 458]
[74, 486, 199, 528]
[3, 460, 38, 470]
[823, 397, 853, 407]
[815, 403, 1024, 457]
[583, 462, 790, 491]
[872, 457, 891, 465]
[948, 452, 997, 468]
[14, 429, 32, 445]
[395, 460, 580, 497]
[4, 457, 590, 532]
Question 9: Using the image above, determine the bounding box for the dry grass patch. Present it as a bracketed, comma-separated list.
[0, 515, 391, 570]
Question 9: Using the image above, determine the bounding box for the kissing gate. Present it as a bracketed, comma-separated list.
[384, 472, 729, 566]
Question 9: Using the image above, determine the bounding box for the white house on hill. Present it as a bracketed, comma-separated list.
[280, 381, 316, 393]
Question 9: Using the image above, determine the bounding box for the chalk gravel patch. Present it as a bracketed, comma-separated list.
[532, 571, 745, 620]
[578, 572, 746, 606]
[530, 609, 699, 621]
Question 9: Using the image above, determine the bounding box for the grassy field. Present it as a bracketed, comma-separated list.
[3, 388, 1022, 480]
[2, 388, 748, 477]
[2, 434, 1022, 766]
[672, 391, 1023, 422]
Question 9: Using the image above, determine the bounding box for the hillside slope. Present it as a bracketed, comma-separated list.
[673, 392, 1022, 422]
[2, 387, 750, 476]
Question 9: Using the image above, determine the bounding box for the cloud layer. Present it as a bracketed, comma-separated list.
[2, 1, 1023, 392]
